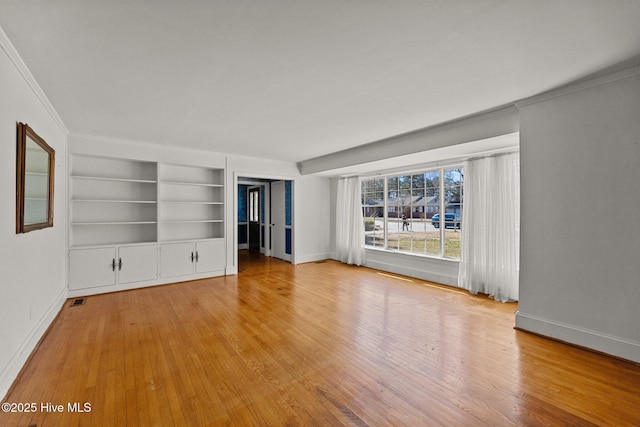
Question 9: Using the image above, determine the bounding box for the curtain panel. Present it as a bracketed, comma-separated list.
[458, 152, 520, 302]
[336, 176, 366, 266]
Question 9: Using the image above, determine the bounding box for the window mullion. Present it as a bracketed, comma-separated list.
[383, 176, 388, 249]
[439, 167, 445, 257]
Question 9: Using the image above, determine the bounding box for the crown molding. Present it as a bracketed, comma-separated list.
[69, 132, 230, 157]
[516, 65, 640, 108]
[0, 25, 69, 135]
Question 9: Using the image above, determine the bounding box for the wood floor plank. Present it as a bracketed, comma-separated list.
[1, 251, 639, 426]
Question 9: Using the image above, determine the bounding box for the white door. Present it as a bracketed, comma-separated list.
[118, 245, 158, 284]
[195, 240, 226, 274]
[271, 181, 286, 260]
[160, 242, 195, 278]
[69, 247, 117, 290]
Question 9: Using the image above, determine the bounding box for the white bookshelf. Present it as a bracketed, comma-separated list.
[159, 164, 224, 242]
[68, 152, 227, 294]
[70, 156, 158, 247]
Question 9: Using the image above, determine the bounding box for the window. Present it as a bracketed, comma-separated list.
[361, 177, 384, 248]
[249, 188, 260, 222]
[361, 166, 463, 259]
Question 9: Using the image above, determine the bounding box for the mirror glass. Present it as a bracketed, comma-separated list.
[16, 123, 55, 233]
[24, 135, 50, 224]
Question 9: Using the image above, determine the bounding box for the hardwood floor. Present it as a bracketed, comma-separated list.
[2, 251, 639, 426]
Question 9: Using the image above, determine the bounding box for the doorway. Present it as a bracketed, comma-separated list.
[236, 176, 293, 269]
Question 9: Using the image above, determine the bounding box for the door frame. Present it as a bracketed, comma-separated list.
[233, 173, 295, 271]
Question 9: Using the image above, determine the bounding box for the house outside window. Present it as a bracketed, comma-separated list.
[361, 166, 463, 259]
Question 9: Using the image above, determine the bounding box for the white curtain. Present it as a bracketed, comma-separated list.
[336, 176, 366, 266]
[458, 152, 520, 302]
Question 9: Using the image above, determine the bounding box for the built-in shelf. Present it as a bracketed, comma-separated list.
[159, 164, 224, 241]
[69, 156, 224, 247]
[67, 149, 227, 294]
[72, 199, 157, 204]
[71, 175, 157, 184]
[72, 221, 158, 225]
[162, 181, 223, 187]
[162, 219, 224, 223]
[161, 201, 223, 204]
[70, 155, 158, 247]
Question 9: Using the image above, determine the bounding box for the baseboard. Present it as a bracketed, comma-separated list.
[67, 270, 227, 298]
[515, 311, 640, 363]
[0, 287, 67, 400]
[295, 252, 331, 264]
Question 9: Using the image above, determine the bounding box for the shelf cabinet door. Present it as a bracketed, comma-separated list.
[118, 245, 158, 284]
[69, 247, 117, 290]
[160, 242, 195, 278]
[195, 240, 226, 274]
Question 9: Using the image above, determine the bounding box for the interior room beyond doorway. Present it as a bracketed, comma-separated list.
[237, 176, 293, 268]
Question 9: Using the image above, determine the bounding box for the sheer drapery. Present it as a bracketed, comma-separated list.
[458, 152, 520, 302]
[336, 176, 366, 266]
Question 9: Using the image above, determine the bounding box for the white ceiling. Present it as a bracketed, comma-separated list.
[1, 1, 639, 166]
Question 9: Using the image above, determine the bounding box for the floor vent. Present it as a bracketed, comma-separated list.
[70, 298, 86, 307]
[314, 260, 327, 264]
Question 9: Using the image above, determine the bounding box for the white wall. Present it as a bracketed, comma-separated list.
[516, 70, 640, 362]
[294, 174, 331, 263]
[0, 36, 68, 398]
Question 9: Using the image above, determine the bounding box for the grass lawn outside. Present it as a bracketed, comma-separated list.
[365, 230, 461, 258]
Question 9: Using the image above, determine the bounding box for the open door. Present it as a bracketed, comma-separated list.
[271, 181, 286, 260]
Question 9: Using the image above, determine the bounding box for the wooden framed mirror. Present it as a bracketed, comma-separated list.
[16, 122, 55, 233]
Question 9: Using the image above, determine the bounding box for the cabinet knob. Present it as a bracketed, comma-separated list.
[111, 258, 116, 272]
[191, 251, 194, 263]
[118, 258, 123, 271]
